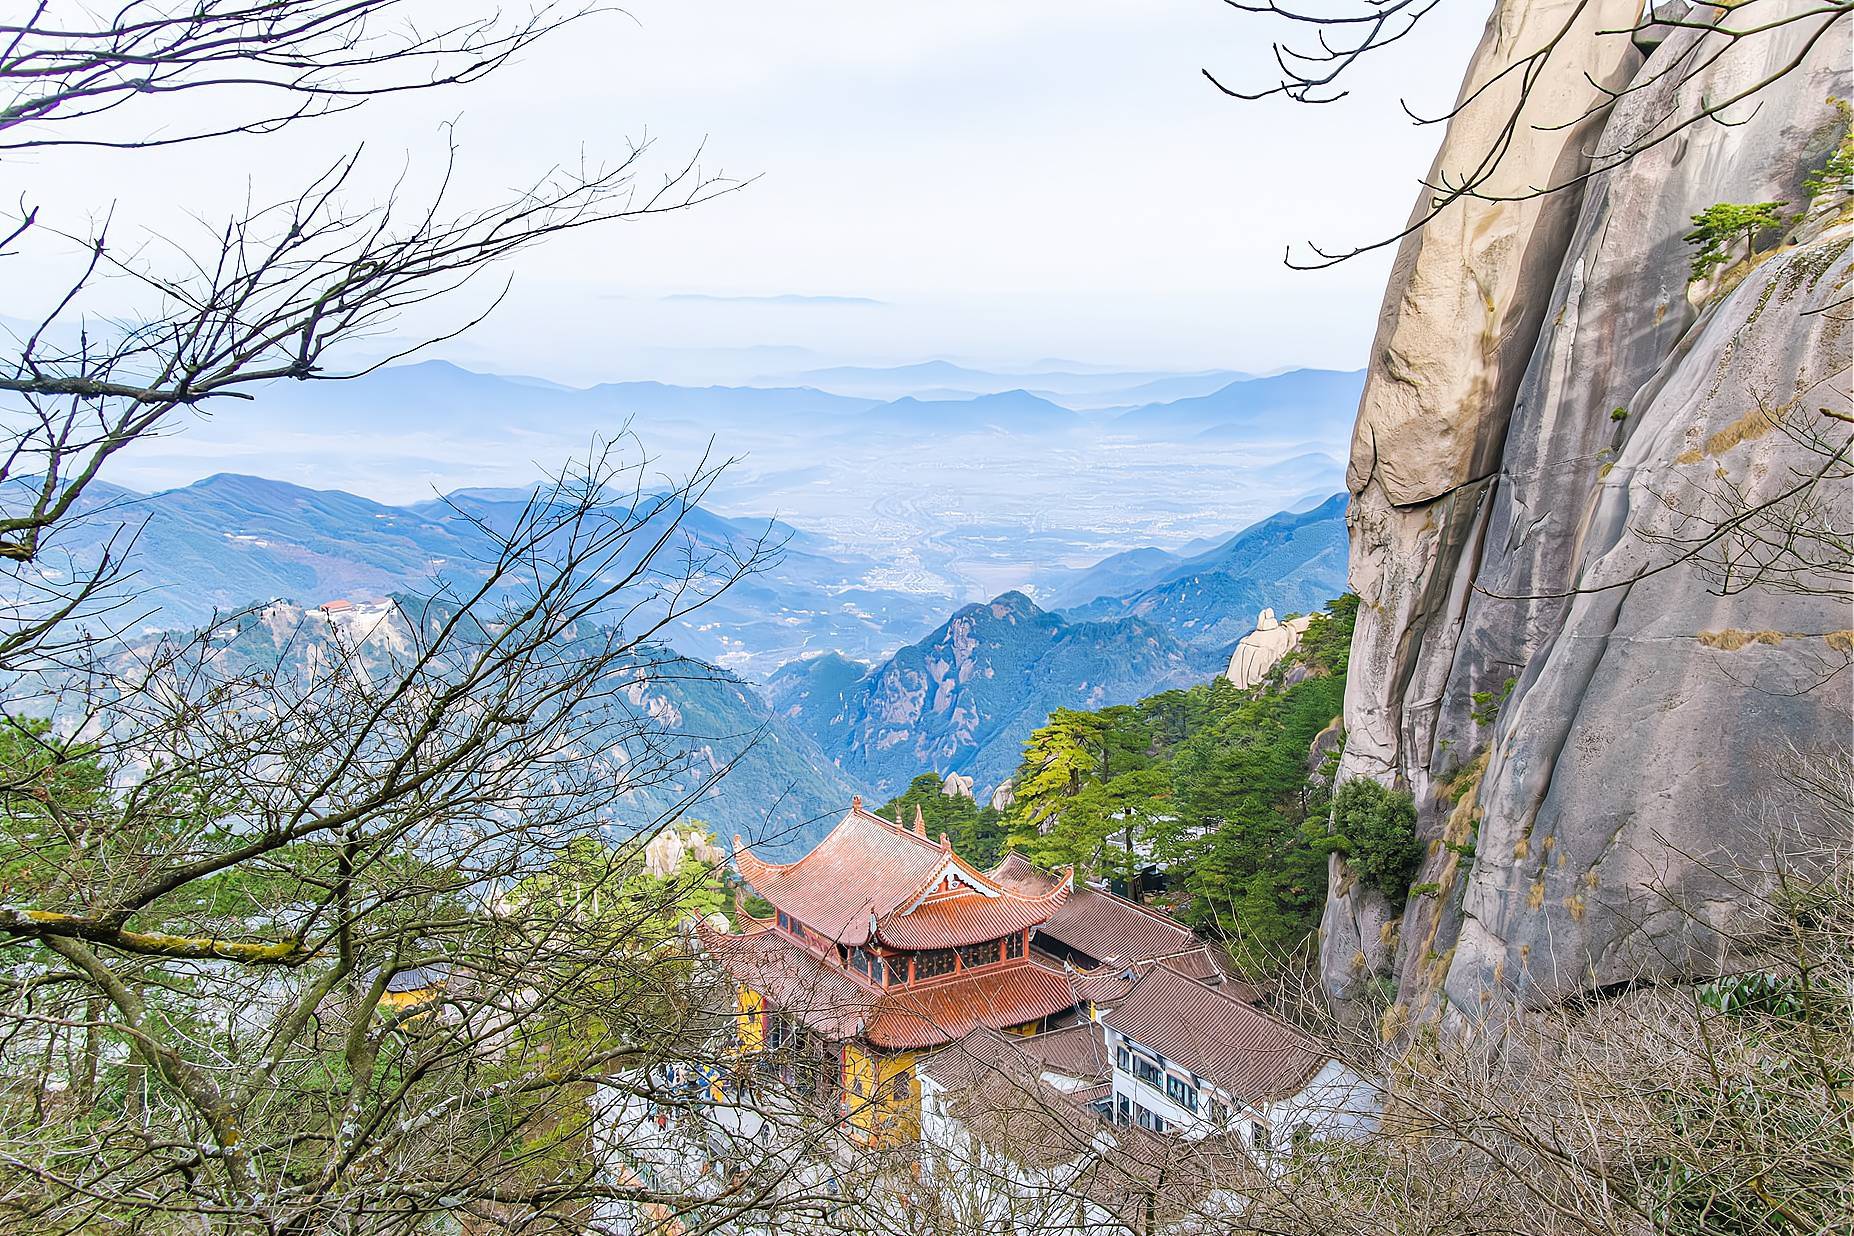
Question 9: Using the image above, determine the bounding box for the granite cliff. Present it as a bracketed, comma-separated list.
[1323, 0, 1853, 1024]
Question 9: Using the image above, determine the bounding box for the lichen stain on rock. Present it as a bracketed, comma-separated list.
[1698, 628, 1787, 650]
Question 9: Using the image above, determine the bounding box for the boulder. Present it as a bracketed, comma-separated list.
[1224, 608, 1315, 688]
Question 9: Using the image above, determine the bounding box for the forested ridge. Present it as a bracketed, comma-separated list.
[878, 596, 1360, 972]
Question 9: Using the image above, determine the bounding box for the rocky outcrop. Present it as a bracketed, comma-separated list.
[942, 772, 977, 801]
[1225, 608, 1315, 688]
[1325, 0, 1853, 1020]
[643, 828, 725, 879]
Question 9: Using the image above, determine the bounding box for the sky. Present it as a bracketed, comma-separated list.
[6, 1, 1489, 387]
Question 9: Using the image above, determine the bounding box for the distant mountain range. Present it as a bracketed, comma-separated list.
[1112, 368, 1365, 438]
[34, 471, 946, 675]
[1061, 494, 1350, 647]
[766, 494, 1350, 797]
[786, 360, 1250, 406]
[862, 389, 1079, 433]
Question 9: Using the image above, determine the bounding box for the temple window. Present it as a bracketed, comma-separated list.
[956, 941, 995, 971]
[914, 948, 956, 980]
[1004, 931, 1025, 959]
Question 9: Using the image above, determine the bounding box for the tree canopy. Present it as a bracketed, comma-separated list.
[995, 596, 1357, 972]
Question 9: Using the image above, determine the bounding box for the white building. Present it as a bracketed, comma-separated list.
[1101, 962, 1378, 1167]
[916, 1026, 1248, 1234]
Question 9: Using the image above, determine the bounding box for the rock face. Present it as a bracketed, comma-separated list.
[1225, 608, 1315, 689]
[643, 828, 725, 879]
[1325, 0, 1854, 1022]
[942, 772, 976, 801]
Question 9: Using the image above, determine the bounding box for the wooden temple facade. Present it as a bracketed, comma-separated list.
[700, 797, 1084, 1147]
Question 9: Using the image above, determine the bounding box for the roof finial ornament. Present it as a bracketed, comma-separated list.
[939, 832, 951, 851]
[851, 794, 862, 811]
[912, 804, 927, 837]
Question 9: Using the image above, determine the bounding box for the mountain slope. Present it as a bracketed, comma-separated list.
[1060, 493, 1349, 646]
[769, 592, 1220, 797]
[147, 603, 860, 859]
[1031, 545, 1183, 611]
[1113, 368, 1365, 437]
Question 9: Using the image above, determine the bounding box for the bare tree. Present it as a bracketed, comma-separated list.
[1206, 0, 1853, 268]
[0, 0, 736, 591]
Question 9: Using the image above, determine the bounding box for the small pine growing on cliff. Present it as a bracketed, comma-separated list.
[1803, 96, 1854, 201]
[1323, 778, 1422, 900]
[1684, 201, 1789, 279]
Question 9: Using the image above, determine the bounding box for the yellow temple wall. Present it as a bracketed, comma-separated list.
[842, 1042, 920, 1145]
[737, 987, 765, 1053]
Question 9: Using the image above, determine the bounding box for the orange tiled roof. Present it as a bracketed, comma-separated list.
[872, 879, 1068, 949]
[865, 961, 1081, 1050]
[735, 802, 1066, 949]
[1013, 1022, 1110, 1083]
[990, 853, 1206, 967]
[697, 922, 875, 1041]
[699, 921, 1082, 1051]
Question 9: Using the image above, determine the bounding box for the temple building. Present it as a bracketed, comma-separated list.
[700, 797, 1085, 1147]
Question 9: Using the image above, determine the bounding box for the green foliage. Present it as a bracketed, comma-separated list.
[1684, 201, 1789, 280]
[875, 773, 1009, 867]
[999, 595, 1359, 971]
[1325, 779, 1422, 901]
[1469, 676, 1516, 727]
[506, 831, 727, 939]
[1278, 591, 1359, 682]
[1611, 405, 1630, 421]
[1409, 882, 1441, 897]
[1803, 96, 1854, 201]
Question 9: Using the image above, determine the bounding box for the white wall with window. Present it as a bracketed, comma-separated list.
[1105, 1028, 1379, 1172]
[1107, 1029, 1222, 1140]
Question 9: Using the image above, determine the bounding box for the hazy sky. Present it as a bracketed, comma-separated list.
[10, 1, 1488, 384]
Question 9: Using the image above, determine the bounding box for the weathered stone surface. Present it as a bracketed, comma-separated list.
[644, 828, 725, 879]
[1344, 0, 1644, 507]
[1325, 0, 1643, 1000]
[1449, 221, 1854, 1012]
[1326, 0, 1854, 1018]
[942, 771, 976, 801]
[1224, 608, 1314, 688]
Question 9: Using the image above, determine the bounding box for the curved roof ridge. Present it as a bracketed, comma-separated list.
[731, 834, 790, 888]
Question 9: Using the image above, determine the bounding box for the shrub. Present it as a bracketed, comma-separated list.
[1469, 676, 1516, 727]
[1327, 778, 1423, 900]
